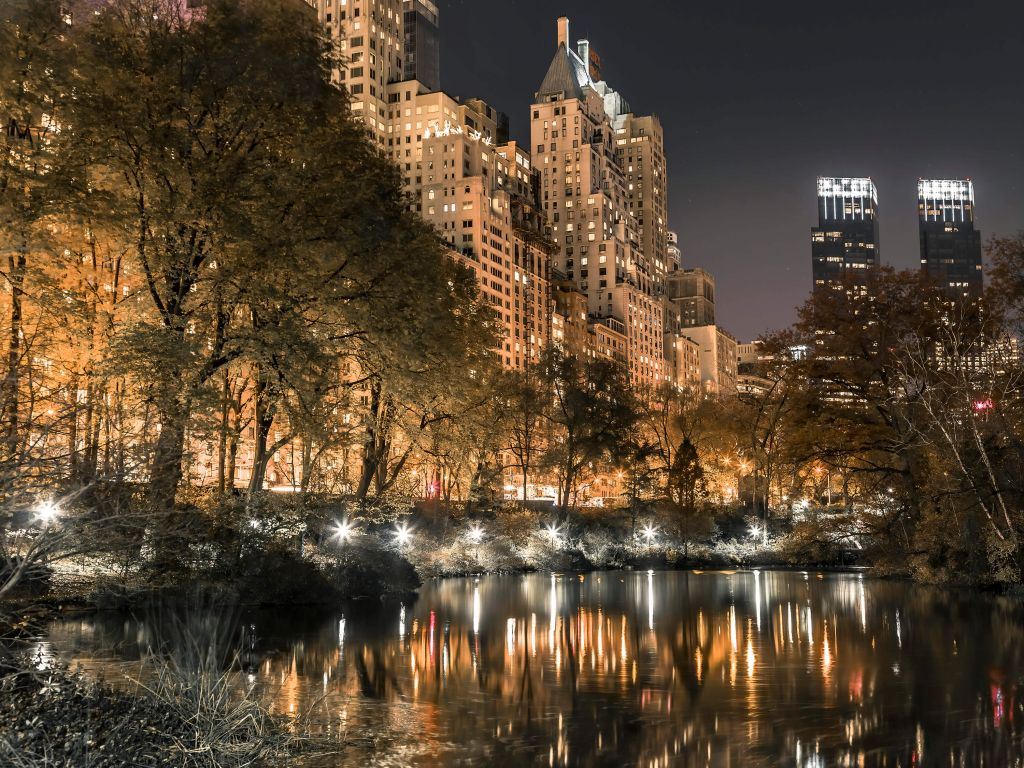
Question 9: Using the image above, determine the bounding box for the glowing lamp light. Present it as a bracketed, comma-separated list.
[973, 399, 994, 413]
[333, 519, 354, 543]
[641, 523, 658, 543]
[395, 523, 413, 547]
[467, 525, 484, 544]
[545, 523, 561, 545]
[749, 523, 761, 541]
[34, 500, 59, 525]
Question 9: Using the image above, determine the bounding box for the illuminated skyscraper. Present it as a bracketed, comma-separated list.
[811, 177, 880, 293]
[531, 16, 669, 389]
[313, 0, 404, 146]
[918, 179, 983, 301]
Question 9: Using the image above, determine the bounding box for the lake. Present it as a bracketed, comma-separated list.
[43, 570, 1024, 766]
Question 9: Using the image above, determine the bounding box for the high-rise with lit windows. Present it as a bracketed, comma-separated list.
[811, 177, 880, 293]
[531, 17, 668, 389]
[314, 0, 405, 145]
[918, 179, 983, 301]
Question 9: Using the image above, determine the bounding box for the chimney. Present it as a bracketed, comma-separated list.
[557, 16, 570, 48]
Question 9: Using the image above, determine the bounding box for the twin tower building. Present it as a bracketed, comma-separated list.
[812, 177, 984, 301]
[314, 2, 734, 393]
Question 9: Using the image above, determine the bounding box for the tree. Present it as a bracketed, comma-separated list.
[667, 437, 710, 557]
[350, 248, 498, 502]
[499, 365, 549, 502]
[62, 0, 356, 510]
[542, 350, 637, 517]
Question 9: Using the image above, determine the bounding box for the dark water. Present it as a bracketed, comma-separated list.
[42, 570, 1024, 767]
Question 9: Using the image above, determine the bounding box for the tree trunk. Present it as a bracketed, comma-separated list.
[3, 251, 26, 460]
[300, 436, 313, 494]
[356, 380, 383, 501]
[217, 371, 230, 496]
[247, 382, 276, 496]
[148, 399, 189, 511]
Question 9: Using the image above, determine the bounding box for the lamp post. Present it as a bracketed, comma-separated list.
[641, 523, 657, 550]
[545, 522, 561, 548]
[467, 524, 483, 564]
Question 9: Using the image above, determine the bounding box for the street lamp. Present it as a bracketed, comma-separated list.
[545, 522, 561, 546]
[641, 523, 657, 546]
[467, 524, 484, 562]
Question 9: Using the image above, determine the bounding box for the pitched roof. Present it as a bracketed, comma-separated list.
[536, 43, 592, 101]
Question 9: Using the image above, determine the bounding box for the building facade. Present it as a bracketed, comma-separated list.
[681, 325, 738, 395]
[315, 0, 405, 145]
[918, 178, 983, 301]
[811, 177, 880, 294]
[419, 128, 554, 370]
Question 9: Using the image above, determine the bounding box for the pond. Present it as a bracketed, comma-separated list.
[43, 570, 1024, 767]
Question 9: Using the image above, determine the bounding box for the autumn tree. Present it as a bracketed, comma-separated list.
[542, 350, 637, 518]
[498, 364, 549, 502]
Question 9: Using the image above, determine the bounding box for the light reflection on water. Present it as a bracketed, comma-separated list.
[46, 571, 1024, 767]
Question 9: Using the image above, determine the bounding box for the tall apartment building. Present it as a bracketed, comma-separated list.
[918, 179, 983, 301]
[315, 0, 405, 146]
[402, 0, 440, 91]
[552, 280, 629, 366]
[666, 267, 715, 327]
[811, 177, 880, 294]
[622, 114, 669, 290]
[531, 17, 668, 390]
[419, 128, 554, 370]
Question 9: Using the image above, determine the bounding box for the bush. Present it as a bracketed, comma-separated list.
[325, 542, 420, 599]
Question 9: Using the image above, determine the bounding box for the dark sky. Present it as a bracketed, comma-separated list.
[437, 0, 1024, 341]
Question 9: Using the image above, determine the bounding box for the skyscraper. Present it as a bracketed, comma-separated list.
[531, 17, 668, 389]
[402, 0, 440, 92]
[918, 179, 983, 301]
[811, 177, 880, 294]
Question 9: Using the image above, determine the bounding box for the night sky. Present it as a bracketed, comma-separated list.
[438, 0, 1024, 341]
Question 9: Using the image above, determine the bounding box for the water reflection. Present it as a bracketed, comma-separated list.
[46, 571, 1024, 767]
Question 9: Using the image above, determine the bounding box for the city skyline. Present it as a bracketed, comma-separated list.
[438, 0, 1024, 341]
